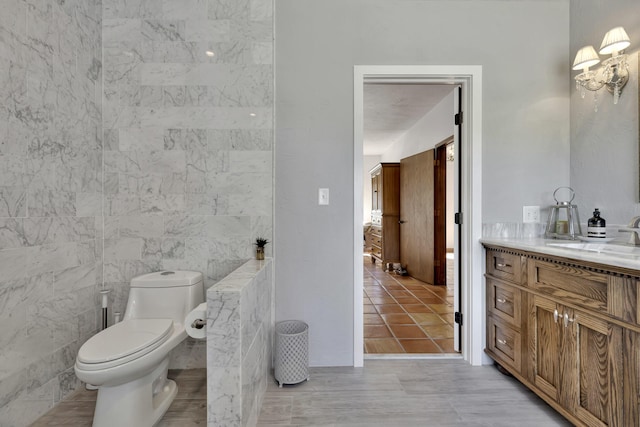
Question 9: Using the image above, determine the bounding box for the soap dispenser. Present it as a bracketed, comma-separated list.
[587, 208, 606, 238]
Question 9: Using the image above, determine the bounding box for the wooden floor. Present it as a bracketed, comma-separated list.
[31, 369, 206, 426]
[364, 255, 457, 354]
[257, 359, 572, 426]
[33, 361, 571, 426]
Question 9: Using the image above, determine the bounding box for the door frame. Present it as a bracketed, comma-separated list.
[434, 136, 454, 288]
[353, 65, 485, 367]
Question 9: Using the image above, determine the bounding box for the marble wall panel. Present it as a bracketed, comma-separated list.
[0, 0, 273, 423]
[113, 106, 272, 128]
[104, 0, 163, 19]
[0, 0, 103, 423]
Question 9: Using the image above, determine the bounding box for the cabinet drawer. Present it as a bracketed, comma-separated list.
[486, 250, 523, 283]
[371, 235, 382, 246]
[487, 316, 521, 371]
[371, 246, 382, 259]
[528, 259, 608, 312]
[487, 278, 521, 327]
[370, 225, 382, 235]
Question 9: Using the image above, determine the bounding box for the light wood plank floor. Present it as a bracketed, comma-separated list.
[257, 359, 572, 426]
[33, 360, 571, 426]
[31, 369, 206, 426]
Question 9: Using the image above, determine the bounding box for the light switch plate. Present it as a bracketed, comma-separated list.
[319, 188, 329, 205]
[523, 205, 540, 223]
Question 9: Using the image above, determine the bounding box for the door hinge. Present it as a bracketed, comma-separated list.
[455, 312, 463, 325]
[454, 212, 463, 224]
[434, 159, 440, 166]
[455, 112, 463, 125]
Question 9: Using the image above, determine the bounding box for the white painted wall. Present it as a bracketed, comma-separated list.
[381, 91, 455, 162]
[570, 0, 640, 226]
[275, 0, 570, 366]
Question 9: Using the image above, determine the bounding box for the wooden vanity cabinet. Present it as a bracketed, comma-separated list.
[485, 250, 525, 373]
[484, 246, 640, 427]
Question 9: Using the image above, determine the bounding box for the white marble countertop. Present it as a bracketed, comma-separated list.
[480, 237, 640, 272]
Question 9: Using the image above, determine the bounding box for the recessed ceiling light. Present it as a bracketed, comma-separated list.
[249, 113, 257, 117]
[205, 50, 215, 57]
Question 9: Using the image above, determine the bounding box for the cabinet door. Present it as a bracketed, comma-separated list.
[371, 173, 380, 212]
[565, 307, 613, 427]
[529, 295, 562, 402]
[531, 301, 616, 426]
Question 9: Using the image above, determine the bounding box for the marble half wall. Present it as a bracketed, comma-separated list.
[101, 0, 274, 369]
[207, 258, 273, 427]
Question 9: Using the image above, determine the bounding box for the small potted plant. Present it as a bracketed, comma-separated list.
[254, 237, 269, 260]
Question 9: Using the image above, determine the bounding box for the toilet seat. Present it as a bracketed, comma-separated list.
[77, 319, 174, 371]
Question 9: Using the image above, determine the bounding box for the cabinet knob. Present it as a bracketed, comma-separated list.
[496, 263, 511, 268]
[399, 220, 406, 224]
[496, 298, 507, 304]
[553, 309, 559, 323]
[497, 338, 508, 346]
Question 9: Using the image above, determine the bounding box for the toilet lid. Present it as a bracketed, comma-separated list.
[78, 319, 173, 364]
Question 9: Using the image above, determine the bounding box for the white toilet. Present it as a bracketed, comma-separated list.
[75, 270, 204, 427]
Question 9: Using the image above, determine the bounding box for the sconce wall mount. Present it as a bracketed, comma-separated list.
[572, 26, 631, 110]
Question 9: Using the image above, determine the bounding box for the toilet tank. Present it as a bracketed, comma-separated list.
[123, 271, 204, 323]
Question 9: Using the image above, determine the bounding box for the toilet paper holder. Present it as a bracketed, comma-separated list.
[190, 319, 206, 329]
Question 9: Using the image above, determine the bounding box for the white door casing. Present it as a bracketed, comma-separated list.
[353, 65, 485, 367]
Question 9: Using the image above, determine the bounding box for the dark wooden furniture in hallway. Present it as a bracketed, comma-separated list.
[369, 163, 400, 266]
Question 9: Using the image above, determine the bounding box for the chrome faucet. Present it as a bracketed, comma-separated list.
[619, 216, 640, 245]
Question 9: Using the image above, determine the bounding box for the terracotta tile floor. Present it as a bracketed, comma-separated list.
[363, 256, 458, 354]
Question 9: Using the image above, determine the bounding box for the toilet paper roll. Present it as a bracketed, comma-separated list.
[185, 302, 207, 340]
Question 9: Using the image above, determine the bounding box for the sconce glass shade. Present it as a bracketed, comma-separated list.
[572, 46, 600, 71]
[599, 26, 631, 55]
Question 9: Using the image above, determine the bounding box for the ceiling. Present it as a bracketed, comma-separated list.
[363, 84, 455, 156]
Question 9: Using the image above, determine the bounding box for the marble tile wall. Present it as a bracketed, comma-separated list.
[101, 0, 274, 369]
[0, 0, 273, 424]
[207, 258, 273, 427]
[0, 0, 103, 425]
[482, 222, 546, 239]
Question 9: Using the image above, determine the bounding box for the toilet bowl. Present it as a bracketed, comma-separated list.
[75, 271, 204, 427]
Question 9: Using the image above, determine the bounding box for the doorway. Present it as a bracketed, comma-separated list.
[363, 96, 456, 356]
[353, 65, 484, 367]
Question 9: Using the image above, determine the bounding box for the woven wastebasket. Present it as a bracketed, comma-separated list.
[274, 320, 309, 387]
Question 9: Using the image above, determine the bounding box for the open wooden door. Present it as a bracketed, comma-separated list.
[400, 149, 434, 284]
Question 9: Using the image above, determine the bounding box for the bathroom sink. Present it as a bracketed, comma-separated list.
[546, 242, 640, 256]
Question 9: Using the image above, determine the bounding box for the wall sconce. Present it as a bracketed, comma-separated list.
[572, 26, 631, 111]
